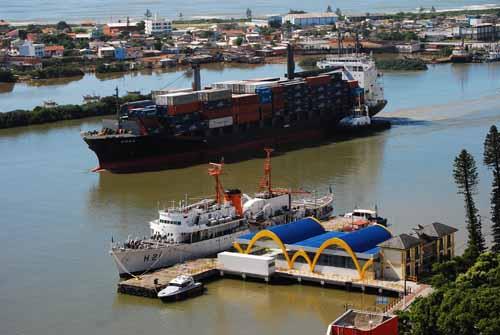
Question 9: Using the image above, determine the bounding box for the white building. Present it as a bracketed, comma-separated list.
[395, 42, 421, 53]
[145, 16, 172, 35]
[18, 41, 45, 57]
[282, 13, 338, 27]
[97, 46, 116, 58]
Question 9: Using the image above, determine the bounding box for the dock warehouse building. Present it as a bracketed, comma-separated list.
[233, 218, 457, 281]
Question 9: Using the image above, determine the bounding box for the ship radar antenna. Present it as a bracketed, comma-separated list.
[208, 162, 225, 204]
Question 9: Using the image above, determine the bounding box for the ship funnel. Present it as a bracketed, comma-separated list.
[224, 189, 243, 217]
[287, 44, 295, 80]
[192, 63, 201, 91]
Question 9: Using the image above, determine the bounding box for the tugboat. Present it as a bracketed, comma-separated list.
[344, 208, 388, 226]
[157, 275, 204, 302]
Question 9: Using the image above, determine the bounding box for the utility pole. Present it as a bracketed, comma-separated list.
[115, 86, 120, 129]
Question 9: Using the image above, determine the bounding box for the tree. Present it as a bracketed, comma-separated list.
[154, 38, 163, 50]
[453, 149, 485, 260]
[234, 36, 244, 46]
[246, 8, 252, 20]
[484, 125, 500, 252]
[56, 21, 70, 31]
[326, 5, 333, 13]
[335, 8, 342, 17]
[431, 6, 437, 13]
[178, 12, 183, 20]
[144, 9, 152, 18]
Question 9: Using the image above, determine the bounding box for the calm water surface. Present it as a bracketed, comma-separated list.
[1, 63, 500, 335]
[3, 0, 497, 23]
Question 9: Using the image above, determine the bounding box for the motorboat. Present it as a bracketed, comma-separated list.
[157, 275, 204, 302]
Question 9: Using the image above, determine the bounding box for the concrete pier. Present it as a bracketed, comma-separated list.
[117, 258, 219, 298]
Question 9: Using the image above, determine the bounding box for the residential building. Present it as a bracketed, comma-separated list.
[44, 45, 64, 57]
[18, 41, 45, 57]
[452, 23, 497, 41]
[395, 42, 421, 53]
[97, 46, 115, 58]
[378, 222, 458, 281]
[103, 21, 140, 37]
[282, 12, 338, 27]
[145, 17, 172, 35]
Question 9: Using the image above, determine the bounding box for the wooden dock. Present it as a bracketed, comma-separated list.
[117, 258, 219, 298]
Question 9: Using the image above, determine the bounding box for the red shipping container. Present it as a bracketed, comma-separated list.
[201, 107, 232, 119]
[232, 94, 259, 106]
[348, 80, 359, 89]
[236, 111, 260, 124]
[167, 101, 201, 116]
[306, 75, 331, 86]
[271, 85, 285, 94]
[260, 104, 273, 119]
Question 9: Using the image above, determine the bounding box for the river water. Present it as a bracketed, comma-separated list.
[3, 0, 498, 23]
[1, 63, 500, 335]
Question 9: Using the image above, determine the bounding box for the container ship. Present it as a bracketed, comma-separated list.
[83, 45, 369, 173]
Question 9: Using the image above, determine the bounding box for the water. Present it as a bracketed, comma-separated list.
[1, 63, 500, 335]
[3, 0, 498, 23]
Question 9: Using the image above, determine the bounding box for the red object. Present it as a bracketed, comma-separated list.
[202, 107, 232, 119]
[232, 94, 260, 106]
[260, 104, 273, 119]
[168, 101, 201, 116]
[306, 75, 331, 86]
[271, 85, 285, 94]
[235, 111, 260, 124]
[329, 310, 398, 335]
[348, 80, 359, 89]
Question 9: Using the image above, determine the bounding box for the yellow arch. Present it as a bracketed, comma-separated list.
[290, 249, 313, 270]
[233, 230, 292, 268]
[311, 237, 363, 278]
[360, 258, 374, 280]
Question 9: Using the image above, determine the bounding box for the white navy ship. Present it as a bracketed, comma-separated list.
[317, 53, 387, 117]
[110, 157, 334, 277]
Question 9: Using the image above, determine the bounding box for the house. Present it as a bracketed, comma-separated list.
[6, 56, 43, 69]
[103, 21, 140, 37]
[282, 12, 338, 27]
[378, 222, 458, 281]
[452, 23, 497, 41]
[145, 16, 172, 35]
[395, 42, 421, 53]
[44, 45, 64, 57]
[19, 41, 45, 57]
[97, 46, 115, 58]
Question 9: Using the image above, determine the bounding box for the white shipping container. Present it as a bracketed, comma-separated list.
[198, 88, 232, 102]
[208, 116, 233, 129]
[155, 92, 199, 106]
[218, 252, 276, 277]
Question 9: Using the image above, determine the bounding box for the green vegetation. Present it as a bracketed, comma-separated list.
[0, 69, 16, 83]
[0, 93, 150, 129]
[398, 252, 500, 335]
[172, 17, 247, 25]
[376, 31, 419, 41]
[375, 58, 428, 71]
[454, 149, 486, 259]
[298, 57, 321, 68]
[95, 62, 129, 74]
[398, 127, 500, 335]
[484, 125, 500, 252]
[30, 65, 84, 79]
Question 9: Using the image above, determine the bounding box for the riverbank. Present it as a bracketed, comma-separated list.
[0, 93, 149, 129]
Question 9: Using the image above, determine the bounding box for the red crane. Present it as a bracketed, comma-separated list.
[208, 162, 225, 204]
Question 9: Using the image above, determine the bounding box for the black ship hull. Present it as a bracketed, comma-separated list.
[84, 116, 343, 172]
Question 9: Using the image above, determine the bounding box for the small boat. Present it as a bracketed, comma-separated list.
[344, 208, 388, 226]
[157, 275, 204, 302]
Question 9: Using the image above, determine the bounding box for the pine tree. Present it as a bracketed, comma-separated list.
[453, 149, 485, 259]
[484, 125, 500, 252]
[246, 8, 252, 20]
[326, 5, 333, 13]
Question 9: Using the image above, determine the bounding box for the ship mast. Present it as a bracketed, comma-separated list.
[259, 148, 274, 195]
[208, 162, 224, 204]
